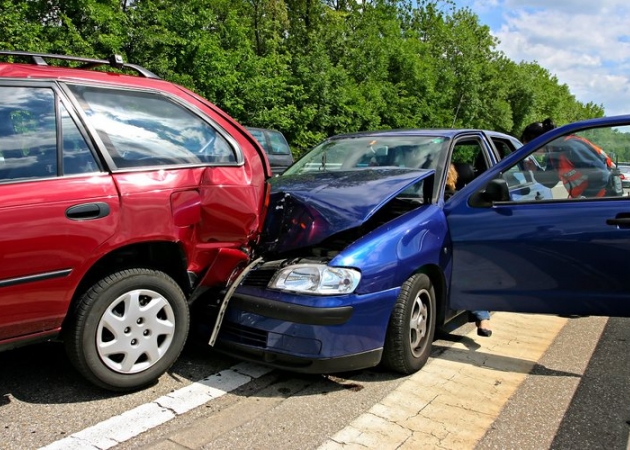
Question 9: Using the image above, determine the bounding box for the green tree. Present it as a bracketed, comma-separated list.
[0, 0, 604, 155]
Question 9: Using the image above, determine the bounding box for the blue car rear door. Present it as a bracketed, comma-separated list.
[445, 116, 630, 317]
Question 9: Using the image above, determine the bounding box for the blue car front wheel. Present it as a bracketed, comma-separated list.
[381, 273, 436, 374]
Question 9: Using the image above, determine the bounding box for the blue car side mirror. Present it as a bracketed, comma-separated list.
[470, 178, 510, 207]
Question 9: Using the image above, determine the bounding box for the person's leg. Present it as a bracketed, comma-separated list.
[471, 310, 492, 337]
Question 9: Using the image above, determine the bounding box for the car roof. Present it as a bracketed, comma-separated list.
[0, 51, 174, 91]
[245, 126, 283, 134]
[328, 128, 515, 140]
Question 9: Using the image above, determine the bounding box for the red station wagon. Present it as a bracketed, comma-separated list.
[0, 51, 270, 391]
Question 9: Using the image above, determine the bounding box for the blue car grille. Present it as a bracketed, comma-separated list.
[221, 321, 268, 348]
[241, 269, 276, 288]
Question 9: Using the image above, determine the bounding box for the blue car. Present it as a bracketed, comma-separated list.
[209, 118, 629, 375]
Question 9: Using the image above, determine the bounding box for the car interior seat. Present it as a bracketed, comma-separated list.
[473, 151, 489, 174]
[453, 162, 476, 190]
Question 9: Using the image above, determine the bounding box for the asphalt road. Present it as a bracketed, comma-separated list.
[1, 315, 629, 450]
[1, 332, 412, 450]
[479, 315, 630, 450]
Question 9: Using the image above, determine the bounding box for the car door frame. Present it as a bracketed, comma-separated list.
[444, 115, 630, 317]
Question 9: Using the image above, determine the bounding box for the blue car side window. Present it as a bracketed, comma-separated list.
[502, 165, 552, 201]
[502, 126, 629, 201]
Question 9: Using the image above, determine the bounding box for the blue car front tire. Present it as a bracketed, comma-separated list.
[381, 273, 436, 374]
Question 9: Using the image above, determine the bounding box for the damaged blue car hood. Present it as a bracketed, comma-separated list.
[261, 168, 434, 254]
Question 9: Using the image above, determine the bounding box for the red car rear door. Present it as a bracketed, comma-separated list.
[0, 83, 119, 342]
[64, 83, 270, 294]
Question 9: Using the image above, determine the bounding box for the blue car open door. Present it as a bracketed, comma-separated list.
[445, 115, 630, 317]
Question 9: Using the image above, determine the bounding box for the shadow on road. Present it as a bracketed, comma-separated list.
[431, 343, 583, 378]
[0, 341, 110, 404]
[550, 317, 630, 449]
[0, 339, 237, 405]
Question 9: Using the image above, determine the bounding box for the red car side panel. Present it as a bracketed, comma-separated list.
[0, 175, 120, 339]
[111, 165, 266, 287]
[0, 62, 271, 347]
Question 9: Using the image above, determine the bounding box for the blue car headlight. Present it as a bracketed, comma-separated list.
[269, 264, 361, 295]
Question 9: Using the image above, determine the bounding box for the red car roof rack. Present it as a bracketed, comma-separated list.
[0, 50, 160, 79]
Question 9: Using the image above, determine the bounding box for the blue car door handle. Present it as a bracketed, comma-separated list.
[65, 202, 111, 220]
[606, 216, 630, 227]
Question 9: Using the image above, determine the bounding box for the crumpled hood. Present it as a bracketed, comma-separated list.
[260, 168, 434, 254]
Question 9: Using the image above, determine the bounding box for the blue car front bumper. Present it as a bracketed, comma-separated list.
[215, 286, 401, 373]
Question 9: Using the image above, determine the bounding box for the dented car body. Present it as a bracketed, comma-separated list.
[206, 116, 630, 377]
[211, 129, 527, 374]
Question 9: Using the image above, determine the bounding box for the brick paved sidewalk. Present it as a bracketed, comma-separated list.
[319, 313, 568, 450]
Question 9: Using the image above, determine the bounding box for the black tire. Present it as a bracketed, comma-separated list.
[64, 269, 189, 391]
[381, 273, 436, 374]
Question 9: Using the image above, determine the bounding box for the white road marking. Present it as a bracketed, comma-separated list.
[39, 362, 273, 450]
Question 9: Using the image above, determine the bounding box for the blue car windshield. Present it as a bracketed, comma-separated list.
[284, 135, 449, 180]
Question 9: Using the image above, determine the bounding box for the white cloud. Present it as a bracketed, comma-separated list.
[455, 0, 630, 116]
[503, 0, 627, 12]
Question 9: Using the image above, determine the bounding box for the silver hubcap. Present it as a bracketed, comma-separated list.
[97, 289, 175, 374]
[409, 288, 429, 357]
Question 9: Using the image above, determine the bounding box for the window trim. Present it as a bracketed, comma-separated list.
[57, 96, 103, 176]
[0, 82, 59, 183]
[60, 81, 245, 172]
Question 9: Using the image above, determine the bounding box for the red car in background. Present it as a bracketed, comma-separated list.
[0, 51, 270, 391]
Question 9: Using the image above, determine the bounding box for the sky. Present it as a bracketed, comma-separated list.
[449, 0, 630, 117]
